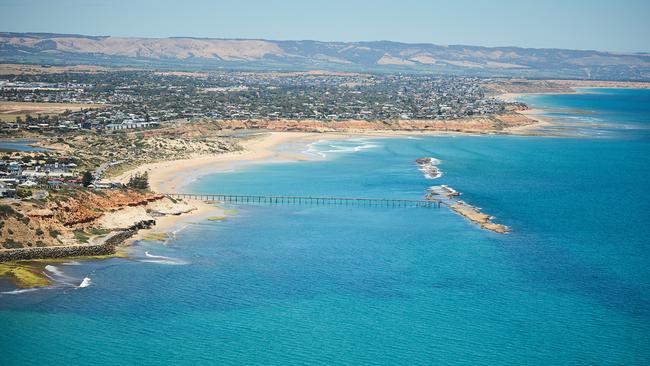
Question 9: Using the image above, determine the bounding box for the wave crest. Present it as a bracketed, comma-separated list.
[140, 251, 189, 265]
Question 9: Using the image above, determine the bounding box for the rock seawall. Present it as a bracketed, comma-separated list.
[0, 226, 144, 262]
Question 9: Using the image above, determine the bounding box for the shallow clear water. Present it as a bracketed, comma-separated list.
[0, 139, 47, 152]
[1, 89, 649, 365]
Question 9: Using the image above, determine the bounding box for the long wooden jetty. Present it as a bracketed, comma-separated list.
[165, 193, 440, 208]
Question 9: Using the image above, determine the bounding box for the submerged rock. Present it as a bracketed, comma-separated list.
[423, 182, 508, 234]
[450, 201, 510, 234]
[427, 185, 460, 199]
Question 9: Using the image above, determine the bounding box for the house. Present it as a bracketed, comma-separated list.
[106, 121, 160, 130]
[47, 178, 64, 189]
[0, 183, 16, 198]
[19, 180, 38, 188]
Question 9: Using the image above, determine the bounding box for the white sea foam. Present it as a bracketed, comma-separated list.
[304, 142, 327, 158]
[44, 265, 82, 287]
[44, 265, 65, 277]
[170, 223, 191, 238]
[79, 277, 92, 288]
[141, 251, 189, 265]
[1, 288, 41, 295]
[306, 140, 380, 158]
[416, 157, 443, 179]
[427, 185, 460, 198]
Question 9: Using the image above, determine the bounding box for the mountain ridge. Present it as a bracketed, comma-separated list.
[1, 32, 649, 80]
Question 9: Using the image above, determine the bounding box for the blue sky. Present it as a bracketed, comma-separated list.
[1, 0, 649, 52]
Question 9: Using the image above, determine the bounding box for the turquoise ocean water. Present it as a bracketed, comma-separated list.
[0, 140, 47, 152]
[1, 88, 649, 364]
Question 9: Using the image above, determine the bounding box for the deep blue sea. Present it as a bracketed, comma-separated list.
[1, 88, 649, 365]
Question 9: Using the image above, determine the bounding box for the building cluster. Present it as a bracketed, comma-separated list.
[0, 151, 81, 197]
[1, 71, 519, 133]
[0, 148, 127, 198]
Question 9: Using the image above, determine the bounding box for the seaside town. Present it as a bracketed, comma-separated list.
[0, 70, 530, 199]
[1, 71, 525, 133]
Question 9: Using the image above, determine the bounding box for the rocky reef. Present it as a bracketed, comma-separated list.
[416, 157, 509, 234]
[415, 157, 443, 179]
[449, 201, 509, 234]
[425, 185, 509, 234]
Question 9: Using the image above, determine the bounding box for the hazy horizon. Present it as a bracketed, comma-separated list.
[1, 0, 649, 53]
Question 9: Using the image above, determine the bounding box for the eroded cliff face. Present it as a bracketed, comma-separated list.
[0, 190, 192, 250]
[215, 113, 535, 133]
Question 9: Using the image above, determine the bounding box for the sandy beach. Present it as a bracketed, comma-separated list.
[112, 131, 358, 193]
[117, 131, 360, 240]
[116, 123, 552, 240]
[127, 198, 221, 243]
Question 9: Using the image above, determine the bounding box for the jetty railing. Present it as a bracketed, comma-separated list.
[164, 193, 441, 209]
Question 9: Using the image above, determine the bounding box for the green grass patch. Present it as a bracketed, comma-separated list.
[3, 238, 23, 249]
[87, 227, 111, 236]
[74, 230, 90, 243]
[0, 263, 51, 288]
[142, 232, 168, 241]
[207, 216, 227, 221]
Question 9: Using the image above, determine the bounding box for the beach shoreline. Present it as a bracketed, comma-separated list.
[115, 79, 624, 241]
[114, 124, 551, 196]
[118, 131, 362, 241]
[119, 124, 555, 239]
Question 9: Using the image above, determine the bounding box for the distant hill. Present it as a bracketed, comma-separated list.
[1, 32, 649, 80]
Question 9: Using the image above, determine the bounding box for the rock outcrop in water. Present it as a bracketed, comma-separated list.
[425, 185, 509, 234]
[449, 201, 509, 234]
[415, 157, 443, 179]
[417, 157, 509, 234]
[426, 185, 460, 199]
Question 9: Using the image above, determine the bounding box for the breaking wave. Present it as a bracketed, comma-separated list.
[79, 277, 92, 288]
[140, 251, 189, 265]
[44, 265, 66, 277]
[306, 139, 380, 158]
[43, 265, 79, 287]
[45, 265, 94, 289]
[427, 185, 461, 200]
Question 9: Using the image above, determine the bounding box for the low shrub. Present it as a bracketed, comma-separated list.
[3, 239, 23, 249]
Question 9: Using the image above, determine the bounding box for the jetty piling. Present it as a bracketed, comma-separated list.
[165, 193, 439, 209]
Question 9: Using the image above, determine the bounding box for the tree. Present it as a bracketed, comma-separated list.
[127, 172, 149, 190]
[17, 188, 32, 199]
[82, 171, 93, 187]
